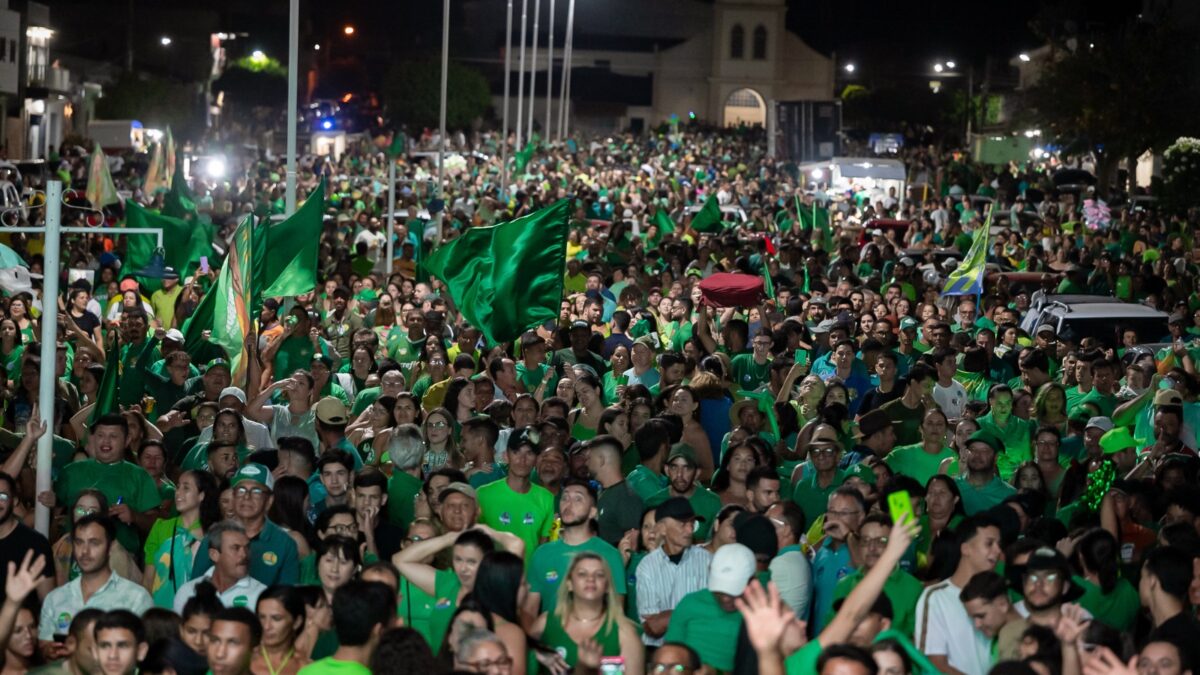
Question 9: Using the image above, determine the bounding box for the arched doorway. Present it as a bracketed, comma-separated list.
[723, 88, 765, 127]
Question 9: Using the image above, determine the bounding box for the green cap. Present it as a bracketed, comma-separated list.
[1099, 427, 1139, 456]
[666, 443, 698, 468]
[232, 463, 274, 490]
[355, 288, 379, 303]
[632, 334, 658, 352]
[966, 430, 1005, 453]
[204, 358, 231, 373]
[843, 462, 877, 486]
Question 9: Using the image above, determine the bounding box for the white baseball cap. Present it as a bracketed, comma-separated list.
[708, 543, 756, 597]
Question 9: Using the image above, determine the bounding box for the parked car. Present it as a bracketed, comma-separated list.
[1027, 299, 1169, 348]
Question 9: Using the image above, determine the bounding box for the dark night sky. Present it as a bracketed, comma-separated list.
[42, 0, 1142, 86]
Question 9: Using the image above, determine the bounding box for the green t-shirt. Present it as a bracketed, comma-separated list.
[476, 479, 556, 563]
[626, 464, 667, 502]
[398, 577, 436, 649]
[350, 386, 380, 417]
[976, 413, 1033, 481]
[1074, 575, 1140, 632]
[885, 444, 957, 487]
[645, 485, 722, 540]
[879, 399, 927, 447]
[663, 590, 743, 672]
[527, 537, 628, 614]
[791, 468, 846, 528]
[387, 470, 423, 532]
[830, 566, 924, 637]
[428, 568, 462, 654]
[785, 638, 823, 675]
[297, 657, 371, 675]
[731, 353, 771, 390]
[56, 459, 160, 554]
[955, 476, 1017, 516]
[515, 361, 550, 394]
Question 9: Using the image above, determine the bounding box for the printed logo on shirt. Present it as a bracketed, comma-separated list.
[56, 612, 73, 634]
[435, 597, 452, 609]
[545, 570, 559, 584]
[233, 595, 249, 608]
[523, 512, 535, 525]
[499, 512, 512, 525]
[262, 552, 278, 566]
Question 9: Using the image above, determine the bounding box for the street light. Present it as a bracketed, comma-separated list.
[313, 43, 320, 50]
[1019, 53, 1031, 62]
[160, 36, 172, 46]
[933, 63, 944, 73]
[343, 25, 355, 36]
[844, 63, 855, 73]
[945, 60, 955, 69]
[251, 49, 267, 64]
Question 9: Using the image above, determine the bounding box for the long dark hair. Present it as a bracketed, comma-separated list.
[256, 585, 307, 637]
[436, 596, 495, 671]
[925, 474, 967, 518]
[443, 377, 474, 420]
[471, 550, 524, 624]
[184, 470, 223, 532]
[269, 475, 314, 547]
[1072, 528, 1120, 593]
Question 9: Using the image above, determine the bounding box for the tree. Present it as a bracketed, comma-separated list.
[382, 60, 491, 130]
[213, 64, 287, 110]
[94, 74, 204, 138]
[1021, 21, 1200, 195]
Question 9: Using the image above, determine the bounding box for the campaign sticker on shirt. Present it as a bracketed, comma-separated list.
[545, 570, 559, 584]
[57, 612, 73, 634]
[263, 552, 278, 566]
[499, 512, 512, 525]
[233, 595, 249, 608]
[523, 512, 535, 525]
[435, 597, 452, 609]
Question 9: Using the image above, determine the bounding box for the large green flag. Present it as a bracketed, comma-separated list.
[689, 195, 724, 233]
[513, 141, 536, 174]
[386, 131, 406, 157]
[255, 178, 326, 300]
[182, 281, 216, 354]
[89, 340, 121, 425]
[86, 144, 120, 209]
[424, 199, 571, 345]
[797, 201, 833, 250]
[648, 208, 675, 248]
[121, 200, 214, 292]
[212, 215, 255, 385]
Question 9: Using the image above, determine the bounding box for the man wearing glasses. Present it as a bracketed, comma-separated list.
[790, 424, 847, 526]
[732, 330, 775, 390]
[191, 464, 299, 586]
[809, 486, 866, 634]
[994, 547, 1085, 661]
[828, 513, 924, 637]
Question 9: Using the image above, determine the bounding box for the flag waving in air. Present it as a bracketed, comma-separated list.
[942, 205, 993, 297]
[212, 215, 255, 384]
[424, 199, 571, 345]
[689, 195, 724, 233]
[86, 143, 120, 210]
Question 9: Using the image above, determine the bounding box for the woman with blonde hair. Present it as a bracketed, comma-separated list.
[530, 552, 643, 673]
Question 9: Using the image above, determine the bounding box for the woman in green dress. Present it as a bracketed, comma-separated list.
[144, 470, 222, 608]
[531, 552, 644, 674]
[568, 374, 606, 441]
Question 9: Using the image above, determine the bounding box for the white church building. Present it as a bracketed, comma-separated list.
[483, 0, 835, 134]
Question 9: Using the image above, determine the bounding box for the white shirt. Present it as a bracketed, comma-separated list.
[173, 567, 267, 614]
[915, 581, 993, 675]
[769, 547, 812, 621]
[39, 571, 153, 640]
[635, 546, 712, 646]
[197, 418, 273, 451]
[933, 381, 968, 420]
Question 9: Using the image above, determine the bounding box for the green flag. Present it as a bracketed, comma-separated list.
[163, 158, 200, 223]
[943, 205, 992, 297]
[798, 201, 832, 250]
[513, 141, 536, 174]
[689, 195, 724, 233]
[89, 341, 121, 425]
[212, 215, 255, 385]
[255, 178, 326, 300]
[649, 208, 676, 247]
[424, 199, 571, 345]
[86, 144, 120, 209]
[386, 131, 406, 157]
[122, 200, 214, 292]
[182, 281, 217, 354]
[762, 256, 776, 300]
[143, 141, 167, 195]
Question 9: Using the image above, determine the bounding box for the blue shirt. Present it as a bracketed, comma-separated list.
[810, 540, 853, 633]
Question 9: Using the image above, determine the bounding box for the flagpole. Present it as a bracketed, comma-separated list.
[559, 0, 575, 141]
[285, 0, 299, 215]
[34, 180, 62, 536]
[438, 0, 449, 209]
[527, 0, 540, 143]
[515, 0, 528, 150]
[500, 0, 513, 202]
[386, 158, 395, 275]
[545, 0, 555, 140]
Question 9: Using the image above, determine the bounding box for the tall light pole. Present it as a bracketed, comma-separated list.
[545, 0, 555, 140]
[515, 0, 528, 149]
[438, 0, 449, 242]
[285, 0, 299, 215]
[500, 0, 513, 200]
[527, 0, 540, 143]
[558, 0, 575, 141]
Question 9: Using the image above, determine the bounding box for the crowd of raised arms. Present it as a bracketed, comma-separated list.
[0, 123, 1197, 675]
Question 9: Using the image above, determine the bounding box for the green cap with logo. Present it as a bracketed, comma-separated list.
[232, 463, 274, 490]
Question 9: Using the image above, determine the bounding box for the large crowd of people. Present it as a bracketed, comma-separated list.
[0, 121, 1195, 675]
